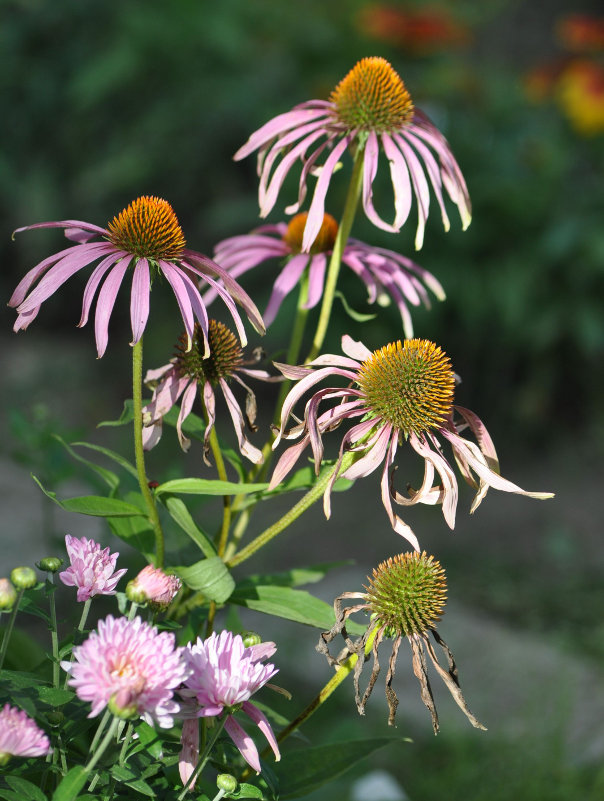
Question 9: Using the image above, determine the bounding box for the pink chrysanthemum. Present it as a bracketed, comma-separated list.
[210, 212, 445, 334]
[126, 565, 181, 610]
[0, 704, 51, 765]
[143, 319, 278, 464]
[270, 336, 553, 550]
[59, 535, 127, 602]
[9, 196, 264, 358]
[179, 631, 280, 775]
[235, 57, 470, 251]
[62, 615, 189, 727]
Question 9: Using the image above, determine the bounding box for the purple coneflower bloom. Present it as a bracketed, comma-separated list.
[0, 705, 51, 765]
[235, 56, 470, 251]
[126, 565, 181, 610]
[179, 631, 280, 777]
[143, 319, 277, 464]
[269, 336, 553, 550]
[9, 196, 264, 357]
[211, 211, 445, 335]
[59, 535, 127, 602]
[62, 615, 188, 727]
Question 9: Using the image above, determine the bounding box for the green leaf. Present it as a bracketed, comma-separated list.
[98, 399, 135, 427]
[131, 720, 164, 760]
[260, 464, 353, 500]
[335, 289, 378, 322]
[32, 476, 146, 518]
[108, 517, 156, 562]
[273, 738, 402, 799]
[111, 765, 155, 796]
[240, 561, 351, 589]
[51, 766, 88, 801]
[230, 585, 365, 634]
[72, 441, 138, 480]
[173, 557, 235, 603]
[52, 435, 120, 491]
[231, 784, 267, 800]
[5, 777, 47, 801]
[37, 687, 74, 707]
[163, 496, 216, 557]
[155, 478, 268, 496]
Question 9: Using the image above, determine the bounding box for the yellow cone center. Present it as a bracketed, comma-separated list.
[107, 196, 186, 261]
[357, 339, 454, 436]
[283, 212, 338, 255]
[330, 56, 415, 133]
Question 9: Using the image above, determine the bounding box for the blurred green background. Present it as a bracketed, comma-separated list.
[2, 0, 604, 798]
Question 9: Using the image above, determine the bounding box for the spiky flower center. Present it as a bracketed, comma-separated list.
[107, 196, 186, 261]
[283, 212, 338, 255]
[330, 57, 414, 133]
[175, 320, 243, 385]
[364, 552, 447, 637]
[356, 339, 454, 436]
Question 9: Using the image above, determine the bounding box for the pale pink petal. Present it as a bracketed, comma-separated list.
[380, 435, 421, 550]
[341, 423, 390, 480]
[394, 135, 431, 250]
[453, 406, 499, 471]
[177, 380, 197, 452]
[179, 718, 199, 789]
[361, 131, 399, 233]
[129, 258, 150, 346]
[381, 133, 413, 230]
[94, 260, 129, 358]
[268, 434, 312, 489]
[302, 136, 351, 252]
[263, 253, 309, 327]
[305, 253, 327, 309]
[341, 335, 372, 362]
[242, 701, 280, 761]
[409, 433, 459, 527]
[234, 105, 331, 160]
[219, 378, 263, 464]
[9, 245, 76, 307]
[159, 262, 195, 350]
[79, 253, 126, 327]
[224, 715, 261, 773]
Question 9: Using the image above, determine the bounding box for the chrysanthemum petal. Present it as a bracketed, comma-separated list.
[178, 718, 199, 789]
[225, 715, 261, 773]
[242, 701, 280, 761]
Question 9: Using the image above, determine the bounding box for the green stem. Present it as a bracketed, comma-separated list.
[306, 147, 365, 362]
[204, 410, 232, 558]
[84, 716, 120, 776]
[177, 716, 228, 801]
[132, 337, 164, 567]
[0, 589, 24, 669]
[88, 709, 112, 756]
[63, 598, 92, 689]
[118, 722, 134, 767]
[47, 575, 60, 688]
[227, 451, 357, 568]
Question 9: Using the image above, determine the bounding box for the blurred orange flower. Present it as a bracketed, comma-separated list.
[358, 5, 470, 54]
[557, 14, 604, 53]
[556, 59, 604, 135]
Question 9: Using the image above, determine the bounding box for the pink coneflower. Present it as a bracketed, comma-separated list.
[211, 212, 445, 334]
[126, 564, 181, 610]
[62, 615, 188, 727]
[270, 336, 553, 550]
[59, 535, 127, 602]
[143, 319, 277, 464]
[9, 196, 264, 357]
[0, 704, 51, 765]
[179, 631, 280, 775]
[235, 56, 470, 251]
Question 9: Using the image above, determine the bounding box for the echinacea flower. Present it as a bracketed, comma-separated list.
[235, 56, 470, 251]
[318, 552, 485, 733]
[0, 704, 51, 765]
[62, 615, 188, 727]
[179, 631, 280, 775]
[9, 196, 264, 357]
[211, 212, 445, 335]
[126, 565, 181, 610]
[143, 319, 277, 464]
[270, 336, 553, 550]
[59, 535, 127, 602]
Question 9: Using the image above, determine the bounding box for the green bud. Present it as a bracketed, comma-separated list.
[0, 751, 11, 767]
[125, 579, 147, 605]
[108, 691, 140, 721]
[10, 566, 37, 590]
[241, 631, 262, 648]
[46, 710, 64, 727]
[216, 774, 238, 793]
[0, 579, 17, 611]
[37, 557, 63, 573]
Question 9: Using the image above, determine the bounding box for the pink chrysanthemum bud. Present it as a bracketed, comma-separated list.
[126, 565, 181, 610]
[62, 615, 189, 728]
[0, 578, 17, 611]
[59, 535, 127, 602]
[0, 704, 51, 766]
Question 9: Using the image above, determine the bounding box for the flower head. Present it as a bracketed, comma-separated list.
[270, 336, 553, 550]
[59, 535, 127, 602]
[62, 615, 188, 727]
[235, 57, 470, 251]
[0, 578, 17, 611]
[317, 552, 485, 733]
[179, 631, 280, 774]
[9, 196, 264, 357]
[0, 705, 51, 765]
[211, 212, 445, 335]
[142, 319, 277, 464]
[126, 565, 181, 610]
[556, 59, 604, 135]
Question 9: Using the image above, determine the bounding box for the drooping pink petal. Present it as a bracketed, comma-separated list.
[305, 253, 327, 309]
[224, 715, 261, 773]
[263, 253, 309, 327]
[159, 262, 195, 351]
[219, 378, 263, 464]
[94, 260, 130, 358]
[129, 258, 151, 346]
[242, 702, 280, 762]
[395, 135, 431, 250]
[177, 380, 197, 452]
[409, 433, 458, 527]
[380, 435, 421, 550]
[79, 252, 126, 328]
[9, 245, 77, 307]
[234, 105, 331, 160]
[178, 718, 199, 789]
[341, 335, 372, 362]
[302, 136, 350, 252]
[381, 133, 413, 231]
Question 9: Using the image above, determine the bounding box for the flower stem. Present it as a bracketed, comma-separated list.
[177, 715, 228, 801]
[227, 451, 357, 568]
[63, 598, 92, 688]
[84, 716, 120, 775]
[132, 337, 164, 568]
[203, 404, 232, 558]
[88, 709, 112, 756]
[47, 574, 60, 688]
[118, 722, 134, 767]
[0, 589, 24, 669]
[306, 147, 364, 362]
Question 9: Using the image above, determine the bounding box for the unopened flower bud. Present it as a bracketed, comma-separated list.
[37, 557, 63, 573]
[10, 567, 37, 590]
[241, 631, 262, 648]
[126, 565, 181, 610]
[0, 579, 17, 611]
[216, 774, 238, 793]
[108, 690, 140, 721]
